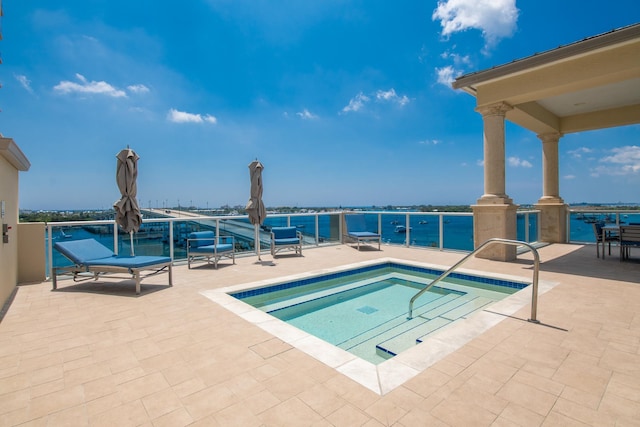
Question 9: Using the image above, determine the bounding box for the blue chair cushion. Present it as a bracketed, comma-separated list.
[274, 238, 300, 246]
[189, 243, 233, 254]
[85, 255, 171, 268]
[54, 239, 115, 264]
[54, 239, 170, 267]
[272, 227, 298, 239]
[188, 231, 215, 247]
[349, 231, 379, 238]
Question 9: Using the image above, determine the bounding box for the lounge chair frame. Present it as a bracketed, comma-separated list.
[186, 231, 235, 269]
[270, 227, 303, 257]
[344, 214, 381, 250]
[52, 239, 173, 295]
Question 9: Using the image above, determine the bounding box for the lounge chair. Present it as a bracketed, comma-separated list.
[53, 238, 172, 295]
[186, 231, 235, 269]
[344, 214, 381, 250]
[619, 225, 640, 261]
[270, 227, 302, 257]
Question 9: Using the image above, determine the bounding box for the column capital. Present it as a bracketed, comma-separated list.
[537, 132, 563, 144]
[475, 102, 513, 117]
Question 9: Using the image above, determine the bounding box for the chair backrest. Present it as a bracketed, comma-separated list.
[345, 214, 369, 233]
[592, 222, 604, 241]
[620, 225, 640, 243]
[54, 238, 115, 264]
[188, 231, 215, 247]
[272, 227, 297, 239]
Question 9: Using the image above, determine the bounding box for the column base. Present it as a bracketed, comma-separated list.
[477, 194, 514, 205]
[472, 203, 518, 261]
[535, 201, 568, 243]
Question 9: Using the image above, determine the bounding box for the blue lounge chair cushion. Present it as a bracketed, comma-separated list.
[274, 238, 300, 246]
[84, 255, 172, 268]
[189, 243, 234, 253]
[272, 227, 298, 240]
[188, 231, 215, 247]
[54, 238, 116, 264]
[54, 239, 171, 267]
[348, 231, 379, 238]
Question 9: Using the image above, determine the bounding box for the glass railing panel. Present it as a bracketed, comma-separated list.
[408, 214, 439, 248]
[289, 215, 316, 244]
[379, 213, 407, 245]
[318, 214, 341, 243]
[622, 212, 640, 225]
[529, 213, 539, 242]
[569, 212, 607, 243]
[516, 211, 539, 243]
[116, 221, 169, 258]
[442, 215, 474, 251]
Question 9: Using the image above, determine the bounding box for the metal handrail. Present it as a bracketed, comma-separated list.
[407, 238, 540, 323]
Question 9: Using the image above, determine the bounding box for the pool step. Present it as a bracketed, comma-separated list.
[375, 296, 495, 358]
[261, 274, 396, 313]
[337, 293, 461, 351]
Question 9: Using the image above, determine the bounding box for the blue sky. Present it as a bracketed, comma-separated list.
[2, 0, 639, 210]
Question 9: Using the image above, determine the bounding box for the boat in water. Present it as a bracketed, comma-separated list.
[394, 225, 412, 233]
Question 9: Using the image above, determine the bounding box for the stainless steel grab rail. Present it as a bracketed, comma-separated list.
[407, 238, 540, 323]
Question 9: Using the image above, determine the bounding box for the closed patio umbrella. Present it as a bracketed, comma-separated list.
[114, 147, 142, 256]
[246, 160, 266, 260]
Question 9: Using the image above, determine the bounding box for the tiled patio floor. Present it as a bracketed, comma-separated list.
[1, 243, 639, 426]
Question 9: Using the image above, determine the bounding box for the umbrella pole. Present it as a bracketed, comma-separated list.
[130, 231, 135, 256]
[255, 224, 261, 261]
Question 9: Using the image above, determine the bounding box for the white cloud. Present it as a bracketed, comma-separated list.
[375, 89, 409, 106]
[15, 74, 34, 94]
[476, 159, 484, 167]
[508, 156, 532, 168]
[167, 108, 217, 124]
[127, 84, 150, 94]
[53, 73, 127, 97]
[567, 146, 594, 159]
[564, 175, 576, 180]
[592, 145, 640, 176]
[342, 88, 409, 114]
[435, 66, 459, 87]
[341, 92, 370, 113]
[440, 50, 471, 66]
[432, 0, 519, 51]
[296, 109, 318, 120]
[419, 139, 441, 145]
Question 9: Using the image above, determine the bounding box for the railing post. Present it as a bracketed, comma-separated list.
[47, 223, 53, 280]
[169, 220, 174, 260]
[439, 214, 444, 249]
[113, 223, 119, 255]
[405, 213, 410, 247]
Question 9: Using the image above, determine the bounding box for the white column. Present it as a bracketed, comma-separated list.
[535, 132, 568, 243]
[476, 102, 513, 204]
[537, 132, 564, 204]
[472, 102, 517, 261]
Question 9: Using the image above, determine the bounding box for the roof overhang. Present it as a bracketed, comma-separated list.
[453, 23, 640, 135]
[0, 136, 31, 171]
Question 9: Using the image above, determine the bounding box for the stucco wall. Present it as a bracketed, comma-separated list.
[0, 154, 19, 308]
[17, 222, 47, 284]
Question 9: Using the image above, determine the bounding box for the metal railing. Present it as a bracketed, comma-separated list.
[407, 238, 540, 323]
